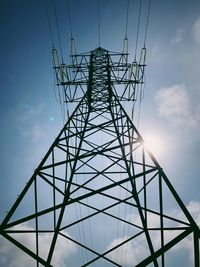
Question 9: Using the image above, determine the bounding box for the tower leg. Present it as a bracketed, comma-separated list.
[194, 231, 199, 267]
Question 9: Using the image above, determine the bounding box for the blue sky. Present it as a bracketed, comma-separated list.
[0, 0, 200, 266]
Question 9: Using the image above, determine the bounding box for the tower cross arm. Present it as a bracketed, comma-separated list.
[52, 47, 146, 102]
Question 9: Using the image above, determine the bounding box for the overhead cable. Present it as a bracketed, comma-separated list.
[98, 0, 101, 47]
[53, 0, 64, 62]
[144, 0, 151, 47]
[66, 0, 73, 39]
[135, 0, 142, 60]
[125, 0, 130, 39]
[45, 0, 55, 47]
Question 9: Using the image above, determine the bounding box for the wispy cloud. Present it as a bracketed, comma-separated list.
[192, 16, 200, 45]
[171, 28, 185, 44]
[15, 103, 49, 142]
[0, 223, 76, 267]
[18, 123, 47, 142]
[155, 84, 198, 127]
[17, 103, 44, 122]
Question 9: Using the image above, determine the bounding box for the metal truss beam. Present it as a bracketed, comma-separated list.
[0, 47, 199, 267]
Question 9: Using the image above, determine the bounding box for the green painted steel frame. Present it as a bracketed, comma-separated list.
[0, 47, 199, 267]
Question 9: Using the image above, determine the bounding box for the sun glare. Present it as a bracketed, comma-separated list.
[143, 133, 163, 157]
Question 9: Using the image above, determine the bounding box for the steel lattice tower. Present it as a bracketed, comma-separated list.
[0, 46, 199, 266]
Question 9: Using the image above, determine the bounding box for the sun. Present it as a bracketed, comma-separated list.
[143, 133, 163, 158]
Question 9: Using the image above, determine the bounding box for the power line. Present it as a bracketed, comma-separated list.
[66, 0, 73, 39]
[125, 0, 130, 39]
[98, 0, 101, 47]
[135, 0, 142, 60]
[53, 0, 64, 62]
[44, 0, 55, 48]
[144, 0, 151, 47]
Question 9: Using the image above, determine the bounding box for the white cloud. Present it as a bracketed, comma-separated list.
[187, 201, 200, 226]
[106, 234, 148, 266]
[0, 202, 199, 267]
[106, 201, 200, 266]
[192, 16, 200, 45]
[175, 201, 200, 263]
[155, 84, 198, 127]
[0, 223, 76, 267]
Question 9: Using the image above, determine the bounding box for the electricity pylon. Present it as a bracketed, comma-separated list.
[0, 46, 199, 266]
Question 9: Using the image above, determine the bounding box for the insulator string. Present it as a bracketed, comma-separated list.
[53, 69, 60, 104]
[137, 86, 142, 128]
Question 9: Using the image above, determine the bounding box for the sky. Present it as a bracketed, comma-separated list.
[0, 0, 200, 266]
